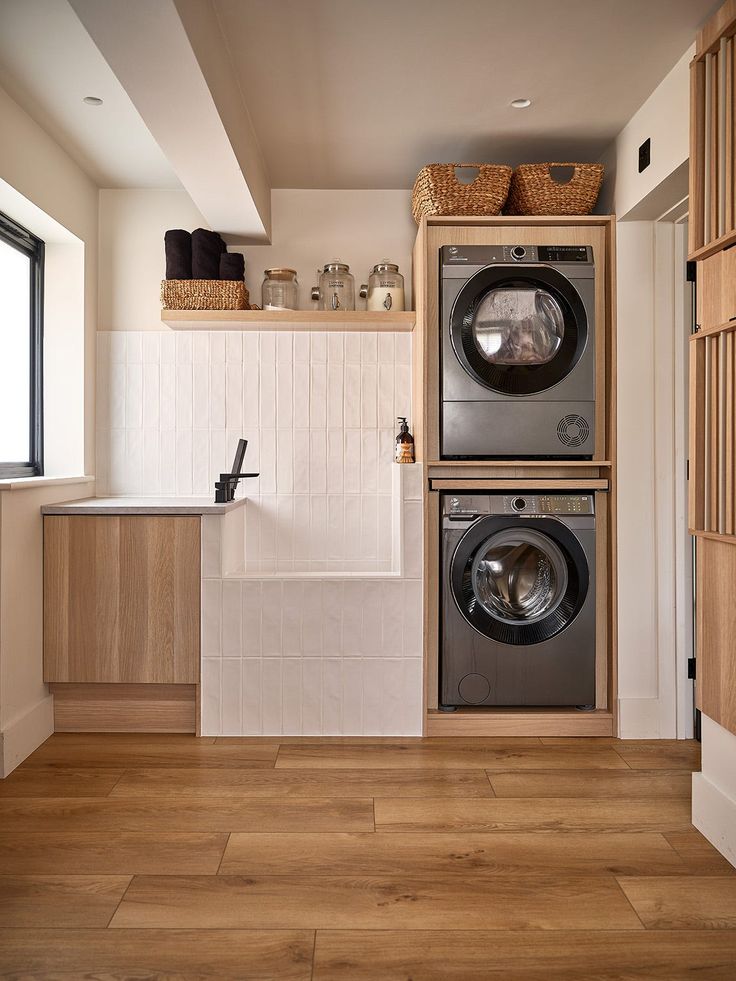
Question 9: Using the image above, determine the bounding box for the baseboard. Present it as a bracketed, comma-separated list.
[617, 697, 663, 738]
[692, 772, 736, 869]
[0, 694, 54, 777]
[49, 683, 196, 733]
[426, 709, 614, 737]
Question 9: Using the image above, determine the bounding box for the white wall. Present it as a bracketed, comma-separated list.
[0, 83, 98, 774]
[598, 46, 692, 220]
[598, 46, 695, 739]
[98, 187, 415, 329]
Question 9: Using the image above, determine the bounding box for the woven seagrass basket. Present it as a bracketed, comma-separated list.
[160, 279, 249, 311]
[411, 163, 512, 223]
[506, 163, 604, 216]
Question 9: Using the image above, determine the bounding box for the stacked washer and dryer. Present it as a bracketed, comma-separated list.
[439, 243, 599, 710]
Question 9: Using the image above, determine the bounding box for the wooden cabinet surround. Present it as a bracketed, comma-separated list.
[44, 515, 200, 685]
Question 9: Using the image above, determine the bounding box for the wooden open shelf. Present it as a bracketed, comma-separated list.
[161, 309, 416, 332]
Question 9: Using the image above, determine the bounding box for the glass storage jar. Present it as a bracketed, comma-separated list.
[311, 260, 355, 311]
[359, 261, 405, 311]
[262, 268, 299, 310]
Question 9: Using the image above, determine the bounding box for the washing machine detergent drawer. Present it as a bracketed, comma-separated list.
[442, 400, 595, 458]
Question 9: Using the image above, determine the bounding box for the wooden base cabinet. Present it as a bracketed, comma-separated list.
[44, 515, 200, 731]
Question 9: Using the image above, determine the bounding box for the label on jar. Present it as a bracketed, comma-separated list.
[367, 286, 405, 312]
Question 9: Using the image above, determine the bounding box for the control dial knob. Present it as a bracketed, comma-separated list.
[510, 246, 526, 260]
[511, 497, 527, 512]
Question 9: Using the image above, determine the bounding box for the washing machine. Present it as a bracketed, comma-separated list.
[441, 244, 596, 458]
[440, 492, 596, 708]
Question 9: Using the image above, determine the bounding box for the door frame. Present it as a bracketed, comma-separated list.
[653, 207, 694, 738]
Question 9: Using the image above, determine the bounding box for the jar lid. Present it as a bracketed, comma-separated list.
[372, 260, 399, 274]
[264, 268, 297, 280]
[322, 259, 350, 272]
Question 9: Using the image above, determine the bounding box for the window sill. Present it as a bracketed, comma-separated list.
[0, 474, 94, 492]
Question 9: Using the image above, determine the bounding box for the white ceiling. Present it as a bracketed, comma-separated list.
[0, 0, 719, 193]
[214, 0, 719, 188]
[0, 0, 179, 189]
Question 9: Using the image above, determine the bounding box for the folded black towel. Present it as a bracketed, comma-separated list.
[164, 229, 192, 280]
[219, 252, 245, 281]
[191, 228, 227, 280]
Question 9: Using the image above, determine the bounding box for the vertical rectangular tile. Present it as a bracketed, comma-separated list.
[403, 578, 423, 657]
[221, 580, 243, 657]
[160, 330, 176, 364]
[281, 580, 303, 655]
[381, 580, 403, 657]
[360, 580, 382, 656]
[210, 362, 226, 429]
[310, 362, 327, 428]
[226, 363, 243, 430]
[242, 657, 262, 735]
[192, 430, 210, 497]
[109, 365, 126, 430]
[143, 429, 161, 495]
[142, 363, 160, 430]
[360, 429, 378, 493]
[342, 657, 363, 734]
[220, 658, 243, 734]
[306, 431, 325, 497]
[160, 364, 176, 431]
[276, 362, 294, 429]
[309, 495, 328, 565]
[343, 430, 361, 493]
[344, 364, 361, 427]
[226, 330, 242, 364]
[261, 658, 283, 734]
[242, 581, 262, 655]
[202, 579, 222, 657]
[341, 580, 363, 656]
[209, 332, 226, 364]
[326, 429, 344, 494]
[322, 657, 343, 735]
[302, 657, 323, 733]
[260, 581, 283, 655]
[322, 580, 343, 653]
[281, 658, 303, 735]
[200, 658, 221, 736]
[302, 581, 323, 655]
[360, 364, 378, 428]
[201, 516, 222, 578]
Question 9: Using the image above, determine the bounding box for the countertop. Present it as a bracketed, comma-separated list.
[41, 496, 247, 516]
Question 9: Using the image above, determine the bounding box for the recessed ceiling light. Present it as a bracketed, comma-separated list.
[83, 96, 103, 106]
[511, 98, 532, 109]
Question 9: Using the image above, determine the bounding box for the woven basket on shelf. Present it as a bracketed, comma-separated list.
[160, 279, 249, 311]
[411, 163, 512, 223]
[506, 163, 604, 216]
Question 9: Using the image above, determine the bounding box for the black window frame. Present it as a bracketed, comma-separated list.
[0, 210, 44, 478]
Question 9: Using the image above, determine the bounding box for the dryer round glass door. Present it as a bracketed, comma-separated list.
[450, 515, 589, 646]
[449, 266, 588, 396]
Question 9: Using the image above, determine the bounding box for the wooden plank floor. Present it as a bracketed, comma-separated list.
[0, 733, 734, 980]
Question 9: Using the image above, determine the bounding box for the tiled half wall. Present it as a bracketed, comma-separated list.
[96, 329, 424, 735]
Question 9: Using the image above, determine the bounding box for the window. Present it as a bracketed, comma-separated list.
[0, 211, 43, 477]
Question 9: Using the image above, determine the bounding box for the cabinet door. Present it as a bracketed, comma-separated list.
[697, 247, 736, 329]
[696, 536, 736, 735]
[44, 516, 200, 683]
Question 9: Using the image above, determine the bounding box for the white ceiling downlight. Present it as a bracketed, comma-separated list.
[511, 98, 532, 109]
[82, 95, 103, 105]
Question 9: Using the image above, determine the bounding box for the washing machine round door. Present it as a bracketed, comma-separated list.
[450, 516, 589, 645]
[449, 265, 588, 396]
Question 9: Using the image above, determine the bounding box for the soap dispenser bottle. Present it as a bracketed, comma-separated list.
[395, 417, 415, 464]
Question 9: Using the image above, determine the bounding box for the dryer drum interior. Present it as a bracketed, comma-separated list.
[451, 516, 589, 646]
[450, 266, 588, 396]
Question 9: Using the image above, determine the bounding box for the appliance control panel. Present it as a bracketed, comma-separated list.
[442, 245, 593, 267]
[443, 493, 594, 518]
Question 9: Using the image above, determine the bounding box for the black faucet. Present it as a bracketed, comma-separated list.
[214, 438, 259, 503]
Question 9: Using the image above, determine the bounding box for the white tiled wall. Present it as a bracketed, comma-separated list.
[199, 464, 423, 736]
[96, 329, 424, 735]
[96, 329, 412, 573]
